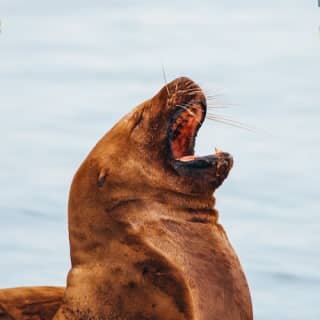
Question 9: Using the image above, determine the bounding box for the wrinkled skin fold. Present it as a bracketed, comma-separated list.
[0, 77, 252, 320]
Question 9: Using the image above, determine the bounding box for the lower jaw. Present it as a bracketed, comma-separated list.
[174, 155, 216, 169]
[175, 151, 233, 168]
[171, 152, 233, 189]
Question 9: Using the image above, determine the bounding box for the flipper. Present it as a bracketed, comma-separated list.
[0, 286, 64, 320]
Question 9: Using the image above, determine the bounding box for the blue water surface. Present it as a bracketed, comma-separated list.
[0, 1, 319, 319]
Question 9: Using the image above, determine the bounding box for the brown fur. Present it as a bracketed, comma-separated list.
[0, 77, 252, 320]
[0, 287, 64, 320]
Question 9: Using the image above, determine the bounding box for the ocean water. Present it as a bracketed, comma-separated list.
[0, 1, 319, 319]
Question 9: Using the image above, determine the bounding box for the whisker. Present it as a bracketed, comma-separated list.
[176, 104, 202, 126]
[180, 103, 206, 113]
[206, 114, 255, 132]
[177, 102, 193, 109]
[177, 104, 197, 116]
[177, 101, 229, 112]
[207, 113, 252, 126]
[185, 90, 203, 96]
[207, 100, 238, 107]
[206, 116, 251, 131]
[178, 103, 227, 112]
[161, 64, 170, 96]
[206, 94, 223, 100]
[176, 101, 258, 133]
[207, 105, 229, 109]
[177, 103, 224, 116]
[185, 81, 196, 89]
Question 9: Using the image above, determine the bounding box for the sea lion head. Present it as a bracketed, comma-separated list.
[71, 77, 233, 213]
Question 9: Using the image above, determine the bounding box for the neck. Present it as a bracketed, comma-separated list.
[68, 193, 218, 267]
[62, 195, 252, 320]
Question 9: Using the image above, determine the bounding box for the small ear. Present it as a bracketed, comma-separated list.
[97, 169, 109, 188]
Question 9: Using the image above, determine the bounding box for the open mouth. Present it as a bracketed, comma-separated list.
[167, 97, 233, 184]
[170, 100, 206, 161]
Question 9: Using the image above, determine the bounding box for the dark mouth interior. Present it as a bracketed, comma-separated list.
[170, 102, 204, 161]
[167, 89, 233, 183]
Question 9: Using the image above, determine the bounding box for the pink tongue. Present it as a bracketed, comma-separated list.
[178, 155, 196, 162]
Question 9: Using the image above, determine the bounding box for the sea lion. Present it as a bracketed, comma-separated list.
[0, 77, 252, 320]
